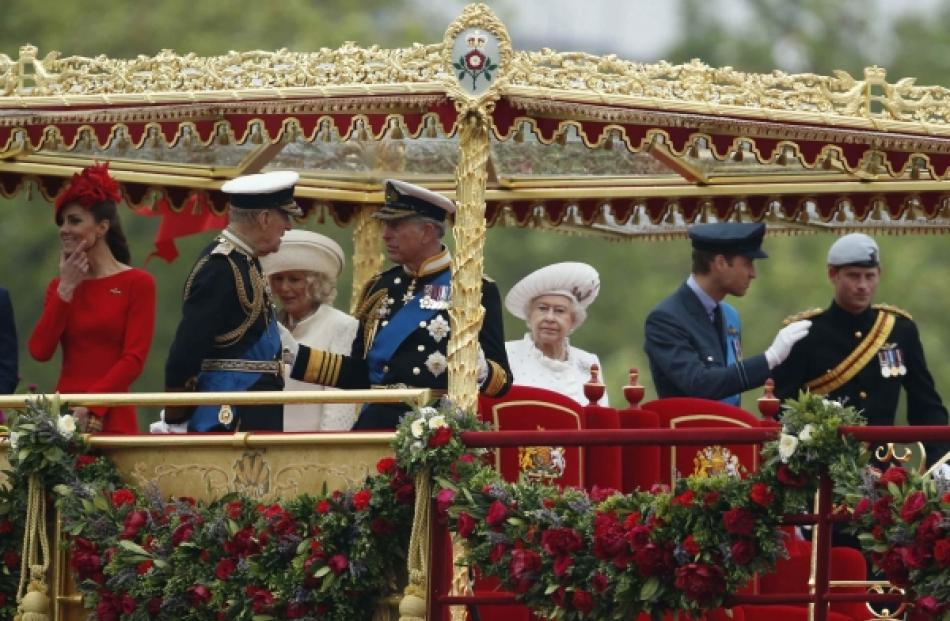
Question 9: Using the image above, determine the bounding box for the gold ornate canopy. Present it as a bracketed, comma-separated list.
[1, 3, 949, 238]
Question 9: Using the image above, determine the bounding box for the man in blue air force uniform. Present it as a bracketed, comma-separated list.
[644, 222, 811, 405]
[164, 171, 298, 431]
[285, 179, 512, 430]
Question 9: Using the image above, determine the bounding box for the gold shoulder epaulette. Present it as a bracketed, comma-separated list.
[873, 303, 913, 320]
[482, 274, 495, 283]
[783, 307, 823, 326]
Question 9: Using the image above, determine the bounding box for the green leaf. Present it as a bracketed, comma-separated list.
[314, 565, 331, 578]
[17, 448, 31, 462]
[458, 71, 466, 80]
[296, 538, 312, 555]
[640, 577, 660, 601]
[118, 540, 150, 556]
[506, 517, 523, 526]
[484, 71, 492, 80]
[252, 616, 276, 621]
[153, 559, 168, 569]
[92, 494, 110, 513]
[544, 583, 559, 595]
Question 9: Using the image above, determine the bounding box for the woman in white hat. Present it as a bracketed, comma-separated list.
[504, 262, 607, 405]
[261, 229, 358, 430]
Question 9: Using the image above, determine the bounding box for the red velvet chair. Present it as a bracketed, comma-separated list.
[478, 384, 588, 489]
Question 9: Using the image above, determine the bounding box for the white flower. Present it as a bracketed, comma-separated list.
[9, 431, 17, 450]
[425, 352, 448, 377]
[798, 424, 816, 444]
[411, 440, 424, 453]
[821, 398, 842, 409]
[57, 414, 76, 438]
[778, 433, 799, 463]
[410, 419, 426, 439]
[428, 415, 447, 430]
[426, 316, 451, 343]
[418, 406, 438, 418]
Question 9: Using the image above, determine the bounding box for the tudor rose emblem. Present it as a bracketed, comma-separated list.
[452, 28, 499, 96]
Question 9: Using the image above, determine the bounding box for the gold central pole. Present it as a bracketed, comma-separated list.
[447, 111, 490, 413]
[349, 205, 385, 314]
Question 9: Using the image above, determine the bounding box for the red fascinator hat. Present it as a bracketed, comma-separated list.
[54, 162, 122, 219]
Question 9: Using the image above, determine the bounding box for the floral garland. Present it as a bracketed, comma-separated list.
[0, 393, 947, 620]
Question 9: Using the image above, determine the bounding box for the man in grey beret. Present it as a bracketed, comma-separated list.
[772, 233, 949, 466]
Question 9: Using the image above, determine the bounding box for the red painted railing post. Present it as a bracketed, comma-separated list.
[810, 469, 833, 621]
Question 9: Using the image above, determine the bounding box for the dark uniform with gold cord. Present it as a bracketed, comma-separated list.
[165, 172, 302, 432]
[772, 234, 949, 466]
[288, 179, 512, 430]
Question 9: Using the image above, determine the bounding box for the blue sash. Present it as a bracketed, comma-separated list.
[720, 302, 742, 407]
[366, 270, 451, 384]
[189, 320, 282, 432]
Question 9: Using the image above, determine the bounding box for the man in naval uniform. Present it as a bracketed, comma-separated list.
[164, 171, 299, 432]
[644, 222, 811, 405]
[285, 179, 512, 430]
[772, 233, 949, 466]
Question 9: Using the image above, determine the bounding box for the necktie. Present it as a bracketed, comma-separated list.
[712, 304, 727, 359]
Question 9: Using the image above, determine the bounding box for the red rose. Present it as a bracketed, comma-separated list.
[186, 584, 211, 607]
[750, 483, 774, 507]
[898, 544, 925, 569]
[592, 572, 609, 593]
[395, 483, 415, 504]
[328, 554, 349, 575]
[286, 601, 308, 618]
[634, 543, 672, 577]
[879, 466, 908, 487]
[672, 490, 695, 507]
[0, 520, 12, 534]
[912, 596, 944, 620]
[146, 597, 162, 615]
[76, 454, 97, 468]
[226, 501, 243, 520]
[488, 543, 507, 564]
[553, 555, 573, 577]
[872, 496, 893, 526]
[376, 457, 397, 475]
[508, 548, 541, 592]
[674, 562, 726, 603]
[96, 595, 118, 621]
[316, 500, 330, 514]
[352, 489, 371, 512]
[540, 527, 583, 556]
[463, 49, 487, 71]
[900, 491, 927, 523]
[552, 586, 567, 608]
[590, 485, 619, 502]
[110, 488, 135, 508]
[215, 558, 237, 580]
[682, 535, 700, 557]
[486, 500, 508, 527]
[730, 539, 756, 565]
[627, 524, 652, 549]
[136, 560, 153, 575]
[915, 511, 942, 547]
[776, 464, 807, 487]
[934, 538, 950, 567]
[593, 513, 629, 563]
[875, 548, 909, 586]
[852, 497, 872, 519]
[371, 517, 395, 535]
[171, 522, 194, 546]
[246, 586, 275, 614]
[722, 508, 756, 536]
[428, 426, 453, 448]
[572, 589, 594, 614]
[703, 491, 721, 506]
[457, 512, 477, 538]
[436, 489, 456, 514]
[3, 549, 19, 570]
[70, 538, 103, 582]
[121, 510, 148, 540]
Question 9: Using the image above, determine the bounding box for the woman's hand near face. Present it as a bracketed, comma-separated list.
[58, 239, 89, 301]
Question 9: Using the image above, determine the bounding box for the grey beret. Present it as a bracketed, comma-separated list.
[827, 233, 880, 267]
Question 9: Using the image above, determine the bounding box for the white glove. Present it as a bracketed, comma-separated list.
[765, 320, 811, 369]
[277, 322, 299, 365]
[149, 409, 189, 434]
[476, 347, 488, 384]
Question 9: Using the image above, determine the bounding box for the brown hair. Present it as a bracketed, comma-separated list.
[56, 200, 131, 264]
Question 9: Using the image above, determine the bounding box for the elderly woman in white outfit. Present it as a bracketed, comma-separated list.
[261, 230, 359, 431]
[504, 262, 607, 405]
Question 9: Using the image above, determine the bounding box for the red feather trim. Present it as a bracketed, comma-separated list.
[54, 162, 122, 213]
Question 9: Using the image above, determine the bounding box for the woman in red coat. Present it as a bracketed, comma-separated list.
[29, 163, 155, 433]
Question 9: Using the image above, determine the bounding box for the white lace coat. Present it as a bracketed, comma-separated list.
[283, 304, 359, 431]
[505, 333, 608, 406]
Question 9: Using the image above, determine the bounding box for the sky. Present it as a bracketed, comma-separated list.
[427, 0, 940, 66]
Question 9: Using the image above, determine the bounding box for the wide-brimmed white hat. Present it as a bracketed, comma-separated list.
[504, 262, 600, 328]
[260, 229, 345, 277]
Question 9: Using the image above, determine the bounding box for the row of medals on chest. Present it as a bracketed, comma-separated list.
[878, 344, 906, 378]
[379, 276, 451, 318]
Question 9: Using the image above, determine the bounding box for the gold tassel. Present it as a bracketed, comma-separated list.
[14, 576, 50, 621]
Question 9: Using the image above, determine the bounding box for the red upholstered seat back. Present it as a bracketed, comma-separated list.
[478, 385, 586, 488]
[641, 397, 771, 485]
[616, 407, 661, 492]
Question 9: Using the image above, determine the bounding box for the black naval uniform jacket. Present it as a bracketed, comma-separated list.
[289, 249, 512, 430]
[165, 232, 283, 431]
[644, 283, 770, 401]
[772, 301, 950, 465]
